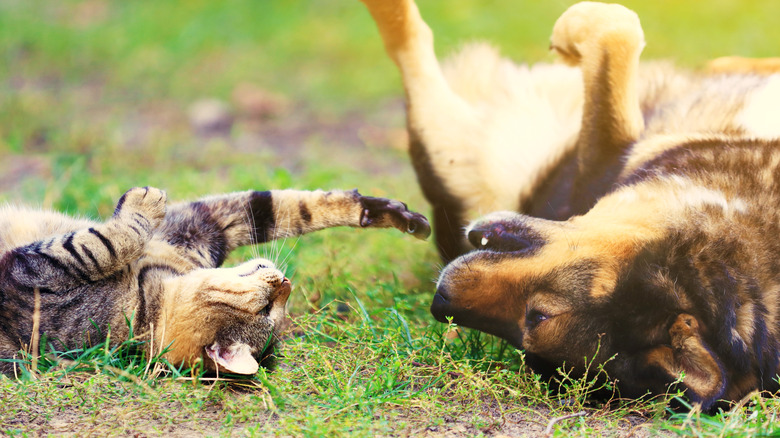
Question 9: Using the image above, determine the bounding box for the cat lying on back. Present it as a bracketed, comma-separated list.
[0, 186, 430, 376]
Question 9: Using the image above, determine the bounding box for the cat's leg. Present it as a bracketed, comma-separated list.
[154, 189, 430, 268]
[549, 2, 646, 212]
[0, 187, 166, 292]
[0, 333, 21, 376]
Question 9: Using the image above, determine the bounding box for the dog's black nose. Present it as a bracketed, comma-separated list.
[430, 284, 454, 323]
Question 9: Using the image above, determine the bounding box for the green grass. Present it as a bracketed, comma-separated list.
[2, 0, 780, 436]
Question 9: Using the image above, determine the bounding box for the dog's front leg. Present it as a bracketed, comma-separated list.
[550, 2, 647, 212]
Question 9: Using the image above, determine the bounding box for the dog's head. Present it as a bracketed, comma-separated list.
[433, 212, 621, 370]
[432, 208, 733, 407]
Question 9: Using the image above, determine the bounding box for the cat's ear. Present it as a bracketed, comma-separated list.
[205, 342, 259, 375]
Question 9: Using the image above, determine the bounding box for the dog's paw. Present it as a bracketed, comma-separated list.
[550, 1, 644, 66]
[669, 313, 700, 350]
[466, 212, 545, 252]
[114, 186, 168, 230]
[358, 196, 431, 240]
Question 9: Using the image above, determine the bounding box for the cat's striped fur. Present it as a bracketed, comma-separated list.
[0, 187, 429, 375]
[362, 0, 780, 408]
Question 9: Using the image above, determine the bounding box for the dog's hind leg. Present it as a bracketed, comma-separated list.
[550, 2, 646, 213]
[707, 56, 780, 75]
[360, 0, 484, 261]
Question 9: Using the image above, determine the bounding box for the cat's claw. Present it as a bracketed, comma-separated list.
[359, 196, 431, 240]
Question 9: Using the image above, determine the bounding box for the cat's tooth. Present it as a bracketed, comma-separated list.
[481, 237, 489, 246]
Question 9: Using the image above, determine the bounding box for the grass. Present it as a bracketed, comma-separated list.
[1, 0, 780, 436]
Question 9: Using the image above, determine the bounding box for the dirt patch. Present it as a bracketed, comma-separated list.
[0, 154, 51, 193]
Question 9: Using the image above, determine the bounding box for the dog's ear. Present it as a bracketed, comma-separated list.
[205, 342, 259, 375]
[466, 213, 551, 252]
[645, 314, 725, 407]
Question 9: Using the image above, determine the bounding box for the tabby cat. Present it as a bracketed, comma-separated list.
[0, 186, 430, 375]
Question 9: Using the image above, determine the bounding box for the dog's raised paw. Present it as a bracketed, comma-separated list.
[550, 1, 644, 66]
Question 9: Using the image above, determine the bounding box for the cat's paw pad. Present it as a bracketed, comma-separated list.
[358, 196, 431, 240]
[114, 186, 168, 229]
[550, 2, 643, 66]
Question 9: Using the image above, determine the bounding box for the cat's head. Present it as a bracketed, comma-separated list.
[157, 258, 292, 374]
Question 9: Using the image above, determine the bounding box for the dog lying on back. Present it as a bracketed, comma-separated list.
[362, 0, 780, 408]
[0, 187, 429, 376]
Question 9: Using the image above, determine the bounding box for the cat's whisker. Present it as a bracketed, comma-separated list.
[242, 204, 261, 261]
[278, 236, 301, 274]
[273, 207, 294, 267]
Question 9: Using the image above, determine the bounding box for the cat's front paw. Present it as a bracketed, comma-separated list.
[358, 196, 431, 240]
[114, 186, 168, 230]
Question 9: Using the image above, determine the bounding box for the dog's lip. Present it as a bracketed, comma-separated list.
[430, 293, 452, 323]
[432, 292, 449, 306]
[433, 286, 450, 301]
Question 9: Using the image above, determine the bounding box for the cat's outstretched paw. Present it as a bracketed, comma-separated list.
[114, 186, 168, 231]
[358, 196, 431, 240]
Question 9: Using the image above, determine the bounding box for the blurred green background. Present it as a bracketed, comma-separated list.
[2, 0, 778, 205]
[2, 0, 778, 214]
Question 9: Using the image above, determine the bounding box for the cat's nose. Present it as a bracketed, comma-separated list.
[271, 277, 292, 300]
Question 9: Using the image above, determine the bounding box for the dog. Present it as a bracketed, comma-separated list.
[361, 0, 780, 408]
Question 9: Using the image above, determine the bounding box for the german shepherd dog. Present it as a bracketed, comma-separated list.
[361, 0, 780, 408]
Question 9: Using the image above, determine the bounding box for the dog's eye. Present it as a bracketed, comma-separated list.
[526, 309, 549, 329]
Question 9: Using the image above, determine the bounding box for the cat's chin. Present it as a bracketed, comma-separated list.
[258, 337, 281, 370]
[273, 314, 292, 334]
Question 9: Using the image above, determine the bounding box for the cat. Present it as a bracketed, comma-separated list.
[0, 186, 429, 376]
